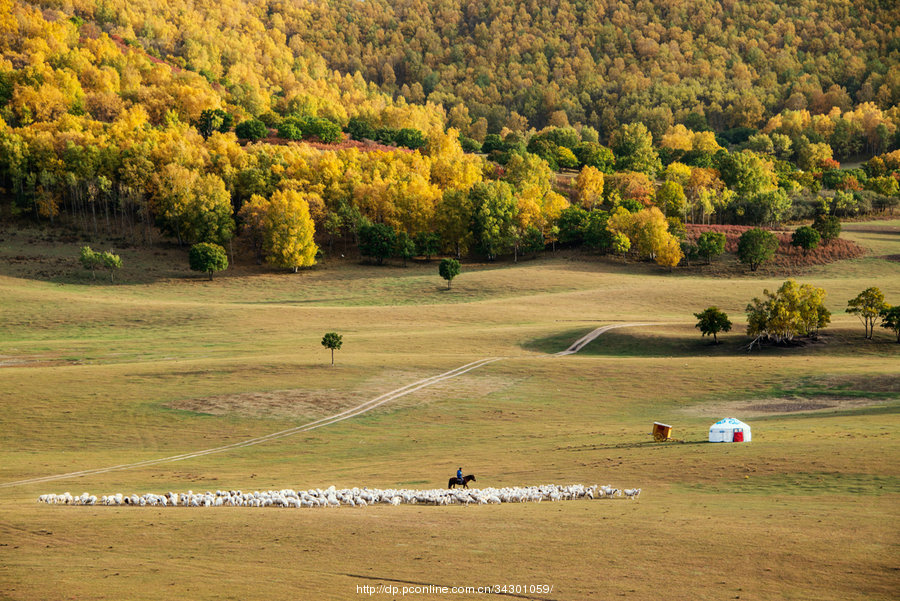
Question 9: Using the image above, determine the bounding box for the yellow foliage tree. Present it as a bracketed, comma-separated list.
[575, 165, 604, 209]
[261, 189, 319, 272]
[654, 233, 684, 271]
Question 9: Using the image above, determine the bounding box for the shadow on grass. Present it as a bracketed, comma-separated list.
[678, 472, 900, 496]
[523, 326, 900, 358]
[523, 326, 746, 357]
[557, 440, 708, 452]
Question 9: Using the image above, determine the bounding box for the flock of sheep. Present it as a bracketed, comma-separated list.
[37, 484, 641, 508]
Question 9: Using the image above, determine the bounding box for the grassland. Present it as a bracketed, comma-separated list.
[0, 220, 898, 600]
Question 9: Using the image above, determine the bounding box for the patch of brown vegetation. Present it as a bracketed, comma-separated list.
[168, 389, 353, 420]
[167, 371, 520, 419]
[686, 224, 866, 268]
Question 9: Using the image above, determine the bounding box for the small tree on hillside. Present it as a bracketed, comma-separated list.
[189, 242, 228, 280]
[439, 258, 461, 290]
[847, 287, 887, 339]
[694, 307, 732, 344]
[79, 246, 102, 279]
[791, 226, 821, 254]
[100, 250, 122, 283]
[321, 332, 343, 366]
[879, 305, 900, 343]
[696, 231, 726, 265]
[737, 228, 778, 272]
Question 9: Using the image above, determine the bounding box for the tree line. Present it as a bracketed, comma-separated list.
[2, 2, 900, 273]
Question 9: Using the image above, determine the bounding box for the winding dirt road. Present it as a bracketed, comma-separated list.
[1, 323, 651, 489]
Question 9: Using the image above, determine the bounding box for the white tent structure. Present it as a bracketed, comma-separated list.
[708, 418, 751, 443]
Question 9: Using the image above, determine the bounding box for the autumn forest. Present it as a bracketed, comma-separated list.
[1, 0, 899, 271]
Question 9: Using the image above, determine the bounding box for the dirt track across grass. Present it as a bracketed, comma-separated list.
[0, 324, 653, 489]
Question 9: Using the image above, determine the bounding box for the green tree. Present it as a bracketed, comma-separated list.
[557, 205, 588, 246]
[234, 119, 268, 140]
[394, 230, 416, 266]
[321, 332, 343, 366]
[79, 246, 101, 279]
[812, 214, 841, 243]
[359, 222, 397, 265]
[791, 226, 821, 253]
[696, 231, 726, 265]
[611, 123, 661, 176]
[694, 307, 732, 344]
[439, 257, 461, 289]
[346, 116, 376, 141]
[189, 242, 228, 280]
[582, 210, 612, 251]
[414, 232, 441, 261]
[396, 128, 426, 149]
[847, 287, 887, 339]
[98, 251, 122, 283]
[574, 142, 615, 172]
[470, 181, 516, 260]
[520, 225, 545, 257]
[737, 228, 778, 271]
[195, 109, 233, 139]
[718, 151, 777, 196]
[657, 180, 687, 219]
[879, 305, 900, 343]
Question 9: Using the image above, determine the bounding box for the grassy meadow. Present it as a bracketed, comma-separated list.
[0, 220, 898, 600]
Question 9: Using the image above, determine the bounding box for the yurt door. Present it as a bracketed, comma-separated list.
[733, 429, 744, 442]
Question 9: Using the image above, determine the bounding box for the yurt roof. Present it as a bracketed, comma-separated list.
[710, 417, 750, 428]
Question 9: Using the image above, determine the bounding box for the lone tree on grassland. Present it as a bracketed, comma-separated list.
[439, 258, 461, 289]
[321, 332, 343, 366]
[694, 307, 732, 344]
[189, 242, 228, 280]
[737, 228, 778, 272]
[847, 287, 887, 339]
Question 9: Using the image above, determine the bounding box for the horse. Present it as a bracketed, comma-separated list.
[449, 474, 476, 489]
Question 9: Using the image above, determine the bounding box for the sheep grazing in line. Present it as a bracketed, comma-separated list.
[37, 482, 643, 509]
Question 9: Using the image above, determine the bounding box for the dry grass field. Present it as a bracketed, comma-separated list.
[0, 220, 898, 600]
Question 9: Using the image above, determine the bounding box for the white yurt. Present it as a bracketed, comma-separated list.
[708, 418, 751, 443]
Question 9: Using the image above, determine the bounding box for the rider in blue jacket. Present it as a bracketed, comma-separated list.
[457, 467, 463, 485]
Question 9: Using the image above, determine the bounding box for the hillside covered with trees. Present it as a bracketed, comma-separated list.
[0, 0, 898, 273]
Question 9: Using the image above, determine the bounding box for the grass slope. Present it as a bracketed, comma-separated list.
[0, 220, 898, 600]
